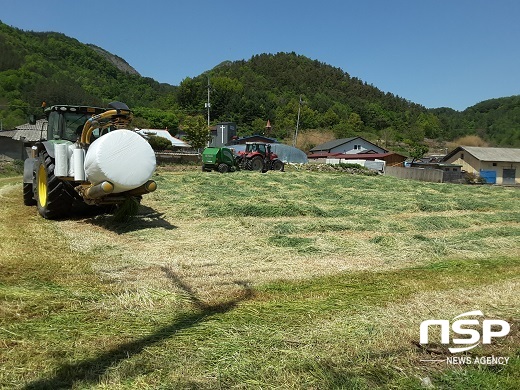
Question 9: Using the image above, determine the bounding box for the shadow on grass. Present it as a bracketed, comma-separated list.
[85, 205, 177, 234]
[24, 268, 254, 390]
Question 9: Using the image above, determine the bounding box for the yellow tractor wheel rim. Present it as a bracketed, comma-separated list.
[37, 164, 47, 207]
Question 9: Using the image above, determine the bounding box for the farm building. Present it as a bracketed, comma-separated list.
[320, 152, 407, 166]
[309, 137, 388, 156]
[0, 119, 46, 160]
[308, 137, 405, 166]
[409, 162, 463, 182]
[209, 122, 237, 147]
[442, 146, 520, 185]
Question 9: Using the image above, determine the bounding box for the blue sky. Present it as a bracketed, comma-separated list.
[2, 0, 519, 111]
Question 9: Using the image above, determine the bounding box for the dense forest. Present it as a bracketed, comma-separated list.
[0, 22, 178, 130]
[431, 96, 520, 147]
[179, 54, 434, 143]
[1, 21, 519, 148]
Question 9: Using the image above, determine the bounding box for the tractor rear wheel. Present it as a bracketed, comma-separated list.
[35, 151, 75, 219]
[248, 156, 264, 171]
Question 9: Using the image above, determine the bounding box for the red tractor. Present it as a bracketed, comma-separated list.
[236, 142, 285, 172]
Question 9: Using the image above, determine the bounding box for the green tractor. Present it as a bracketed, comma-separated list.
[201, 147, 239, 173]
[23, 101, 157, 219]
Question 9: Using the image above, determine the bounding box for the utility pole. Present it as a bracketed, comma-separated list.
[293, 95, 303, 147]
[205, 75, 211, 127]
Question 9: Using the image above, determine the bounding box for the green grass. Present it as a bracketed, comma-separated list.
[0, 168, 519, 389]
[0, 160, 23, 178]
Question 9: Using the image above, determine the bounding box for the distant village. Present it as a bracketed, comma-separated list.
[1, 118, 519, 185]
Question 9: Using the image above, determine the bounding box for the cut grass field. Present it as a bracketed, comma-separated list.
[0, 166, 519, 389]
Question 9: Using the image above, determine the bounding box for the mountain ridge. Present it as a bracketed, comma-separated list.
[0, 21, 519, 147]
[86, 44, 140, 76]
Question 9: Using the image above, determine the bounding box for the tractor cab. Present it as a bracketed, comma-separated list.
[244, 142, 272, 156]
[242, 142, 273, 158]
[45, 105, 105, 142]
[44, 101, 132, 143]
[246, 142, 264, 154]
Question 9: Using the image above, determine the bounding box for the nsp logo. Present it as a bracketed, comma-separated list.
[420, 310, 510, 353]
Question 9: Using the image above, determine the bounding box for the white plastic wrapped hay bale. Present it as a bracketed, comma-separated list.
[84, 129, 156, 193]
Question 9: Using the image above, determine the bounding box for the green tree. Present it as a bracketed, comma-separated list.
[347, 112, 364, 132]
[409, 142, 429, 163]
[147, 135, 172, 151]
[321, 108, 340, 128]
[132, 107, 179, 130]
[181, 115, 210, 149]
[416, 112, 442, 139]
[380, 126, 395, 148]
[251, 117, 268, 135]
[332, 120, 355, 139]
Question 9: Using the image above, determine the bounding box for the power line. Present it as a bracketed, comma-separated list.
[204, 75, 211, 127]
[0, 104, 46, 111]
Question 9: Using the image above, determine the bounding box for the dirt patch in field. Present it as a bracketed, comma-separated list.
[57, 207, 414, 303]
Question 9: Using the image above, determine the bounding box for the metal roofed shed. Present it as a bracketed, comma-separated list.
[0, 119, 48, 160]
[0, 119, 48, 142]
[442, 146, 520, 185]
[444, 146, 520, 163]
[137, 129, 191, 148]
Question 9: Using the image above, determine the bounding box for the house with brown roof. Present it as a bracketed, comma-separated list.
[442, 146, 520, 185]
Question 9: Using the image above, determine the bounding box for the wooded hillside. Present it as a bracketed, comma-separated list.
[432, 96, 520, 147]
[1, 21, 518, 147]
[0, 22, 178, 129]
[179, 53, 435, 143]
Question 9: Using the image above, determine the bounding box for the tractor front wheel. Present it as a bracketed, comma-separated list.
[218, 163, 230, 173]
[272, 159, 285, 171]
[23, 182, 36, 206]
[35, 151, 75, 219]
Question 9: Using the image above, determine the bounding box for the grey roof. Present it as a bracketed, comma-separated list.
[309, 136, 390, 153]
[309, 137, 358, 152]
[0, 119, 47, 142]
[0, 130, 17, 138]
[137, 129, 191, 148]
[445, 146, 520, 163]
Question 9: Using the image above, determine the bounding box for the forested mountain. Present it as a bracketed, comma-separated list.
[0, 22, 178, 129]
[1, 21, 519, 147]
[182, 54, 519, 146]
[432, 96, 520, 147]
[179, 53, 436, 143]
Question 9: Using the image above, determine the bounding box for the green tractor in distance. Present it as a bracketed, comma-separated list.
[201, 147, 239, 173]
